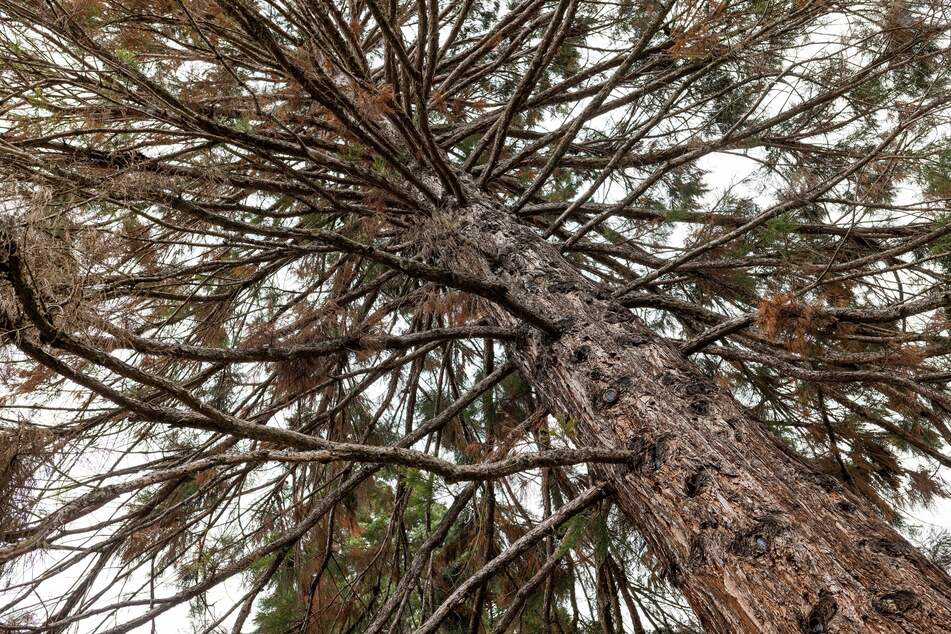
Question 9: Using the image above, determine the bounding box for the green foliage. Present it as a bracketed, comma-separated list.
[917, 529, 951, 574]
[233, 117, 253, 133]
[458, 134, 483, 160]
[758, 213, 800, 246]
[25, 87, 46, 109]
[552, 414, 577, 439]
[546, 176, 579, 203]
[252, 558, 304, 634]
[339, 144, 365, 162]
[372, 156, 390, 176]
[555, 510, 592, 558]
[667, 170, 708, 212]
[664, 207, 693, 223]
[919, 143, 951, 197]
[926, 230, 951, 270]
[850, 76, 888, 109]
[113, 48, 139, 68]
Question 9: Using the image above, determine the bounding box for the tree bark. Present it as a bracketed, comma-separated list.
[428, 196, 951, 633]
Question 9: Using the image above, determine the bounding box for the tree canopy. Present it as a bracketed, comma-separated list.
[1, 0, 951, 631]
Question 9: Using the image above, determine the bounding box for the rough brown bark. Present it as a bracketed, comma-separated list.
[427, 195, 951, 633]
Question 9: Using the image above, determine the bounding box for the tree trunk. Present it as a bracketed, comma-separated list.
[428, 196, 951, 633]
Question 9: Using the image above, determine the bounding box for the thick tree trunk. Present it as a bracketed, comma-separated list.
[428, 197, 951, 633]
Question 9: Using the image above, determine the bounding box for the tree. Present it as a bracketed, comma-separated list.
[1, 0, 951, 631]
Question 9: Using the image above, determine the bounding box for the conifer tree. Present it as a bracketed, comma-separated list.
[2, 0, 951, 631]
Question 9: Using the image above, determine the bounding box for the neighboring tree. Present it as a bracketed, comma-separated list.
[3, 0, 951, 632]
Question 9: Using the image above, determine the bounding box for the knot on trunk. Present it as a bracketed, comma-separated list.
[626, 434, 671, 474]
[546, 278, 577, 294]
[861, 537, 914, 559]
[596, 377, 631, 410]
[835, 500, 856, 513]
[656, 371, 714, 415]
[684, 468, 712, 497]
[618, 333, 648, 347]
[571, 344, 591, 363]
[804, 589, 837, 633]
[552, 316, 576, 338]
[599, 388, 620, 408]
[874, 590, 920, 616]
[663, 557, 683, 587]
[729, 514, 786, 558]
[813, 473, 843, 493]
[684, 379, 715, 396]
[688, 400, 709, 415]
[603, 307, 634, 324]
